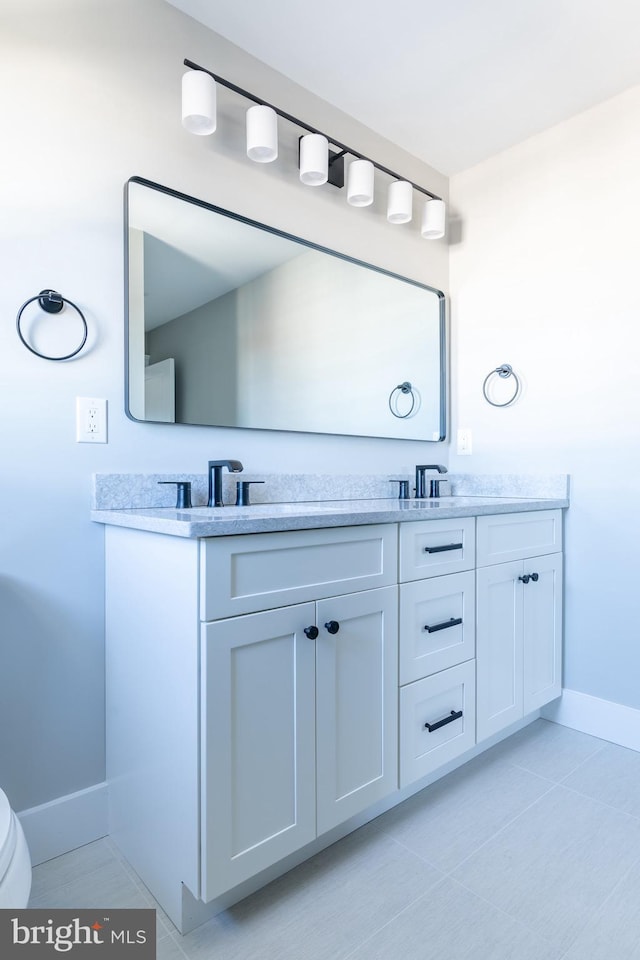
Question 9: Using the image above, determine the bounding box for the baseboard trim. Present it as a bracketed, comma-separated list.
[17, 783, 108, 866]
[542, 689, 640, 752]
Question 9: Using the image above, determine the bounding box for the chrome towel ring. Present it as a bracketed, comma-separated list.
[388, 381, 416, 418]
[482, 364, 521, 407]
[16, 289, 88, 361]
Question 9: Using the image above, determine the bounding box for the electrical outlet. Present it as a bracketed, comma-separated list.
[76, 397, 107, 443]
[457, 428, 472, 455]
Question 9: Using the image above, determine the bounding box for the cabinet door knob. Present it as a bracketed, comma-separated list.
[324, 620, 340, 635]
[304, 625, 319, 639]
[518, 574, 531, 584]
[530, 572, 539, 582]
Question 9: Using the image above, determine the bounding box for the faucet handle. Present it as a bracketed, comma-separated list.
[235, 480, 264, 506]
[389, 480, 410, 500]
[158, 481, 192, 509]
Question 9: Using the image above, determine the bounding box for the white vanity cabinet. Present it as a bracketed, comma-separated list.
[476, 510, 563, 741]
[398, 518, 477, 787]
[200, 525, 399, 901]
[106, 522, 397, 929]
[103, 502, 565, 933]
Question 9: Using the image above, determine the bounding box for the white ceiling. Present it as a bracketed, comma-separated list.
[168, 0, 640, 175]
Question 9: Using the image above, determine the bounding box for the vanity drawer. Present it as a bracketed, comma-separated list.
[399, 571, 475, 684]
[200, 524, 397, 620]
[399, 518, 475, 582]
[399, 660, 476, 788]
[476, 510, 562, 567]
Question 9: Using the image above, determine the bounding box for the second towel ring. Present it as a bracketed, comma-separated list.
[482, 364, 521, 407]
[388, 381, 416, 418]
[16, 289, 88, 361]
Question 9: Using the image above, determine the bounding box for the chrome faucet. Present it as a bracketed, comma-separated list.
[415, 464, 447, 499]
[207, 460, 243, 507]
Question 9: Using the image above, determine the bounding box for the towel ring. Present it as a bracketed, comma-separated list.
[388, 381, 416, 419]
[482, 364, 521, 407]
[16, 289, 88, 361]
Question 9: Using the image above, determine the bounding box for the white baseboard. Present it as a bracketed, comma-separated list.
[17, 783, 108, 866]
[542, 689, 640, 752]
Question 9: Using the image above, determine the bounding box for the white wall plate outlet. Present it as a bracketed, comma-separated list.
[76, 397, 107, 443]
[457, 428, 472, 455]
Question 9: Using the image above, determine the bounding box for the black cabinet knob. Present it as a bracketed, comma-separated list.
[304, 626, 319, 639]
[324, 620, 340, 635]
[519, 573, 540, 584]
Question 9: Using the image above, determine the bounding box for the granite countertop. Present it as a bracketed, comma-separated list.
[91, 495, 569, 539]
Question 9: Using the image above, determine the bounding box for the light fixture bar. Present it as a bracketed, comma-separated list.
[183, 58, 442, 202]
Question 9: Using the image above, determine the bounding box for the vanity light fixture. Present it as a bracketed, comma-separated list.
[299, 133, 329, 185]
[246, 104, 278, 163]
[421, 198, 446, 239]
[182, 59, 446, 239]
[181, 69, 216, 135]
[347, 159, 375, 206]
[387, 179, 413, 224]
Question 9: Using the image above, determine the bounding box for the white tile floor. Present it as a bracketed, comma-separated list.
[28, 719, 640, 959]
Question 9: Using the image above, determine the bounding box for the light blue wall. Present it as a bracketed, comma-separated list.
[450, 84, 640, 712]
[0, 0, 448, 811]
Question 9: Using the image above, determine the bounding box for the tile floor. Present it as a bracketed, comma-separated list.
[28, 719, 640, 959]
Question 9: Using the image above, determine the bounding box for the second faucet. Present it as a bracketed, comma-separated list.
[207, 460, 244, 507]
[415, 464, 447, 499]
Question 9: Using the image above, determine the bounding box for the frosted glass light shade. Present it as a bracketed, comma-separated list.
[347, 159, 374, 206]
[421, 198, 446, 239]
[182, 71, 217, 135]
[387, 180, 413, 223]
[299, 134, 328, 185]
[246, 105, 278, 162]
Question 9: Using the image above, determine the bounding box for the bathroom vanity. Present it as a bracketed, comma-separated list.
[95, 495, 565, 932]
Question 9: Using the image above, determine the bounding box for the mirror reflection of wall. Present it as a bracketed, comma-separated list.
[126, 178, 447, 441]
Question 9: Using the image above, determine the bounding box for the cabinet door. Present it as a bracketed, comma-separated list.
[477, 554, 563, 742]
[315, 586, 398, 835]
[476, 560, 524, 742]
[200, 604, 316, 902]
[523, 553, 563, 713]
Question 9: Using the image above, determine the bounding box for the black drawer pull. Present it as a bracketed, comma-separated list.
[324, 620, 340, 635]
[303, 625, 319, 639]
[530, 572, 539, 582]
[519, 574, 530, 584]
[424, 709, 463, 733]
[424, 543, 463, 554]
[424, 617, 463, 634]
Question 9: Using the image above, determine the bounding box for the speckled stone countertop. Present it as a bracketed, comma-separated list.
[91, 495, 569, 539]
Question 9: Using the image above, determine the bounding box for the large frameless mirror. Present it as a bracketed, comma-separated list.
[125, 177, 446, 441]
